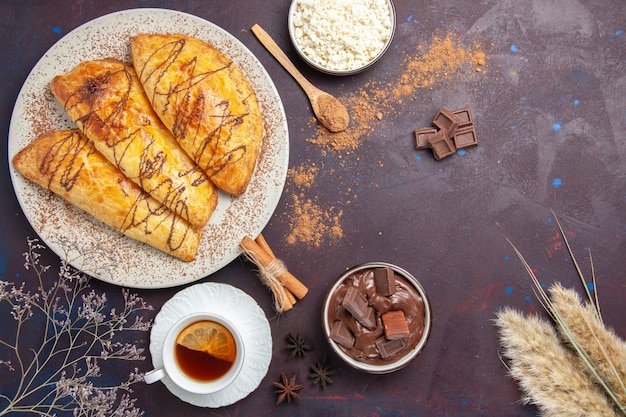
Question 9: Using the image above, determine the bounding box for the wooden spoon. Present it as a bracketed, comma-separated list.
[251, 24, 349, 133]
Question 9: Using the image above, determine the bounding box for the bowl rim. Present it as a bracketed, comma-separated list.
[322, 262, 432, 374]
[287, 0, 397, 76]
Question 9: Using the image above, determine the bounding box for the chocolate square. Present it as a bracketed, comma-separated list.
[428, 130, 456, 160]
[330, 320, 355, 349]
[359, 305, 377, 330]
[381, 310, 410, 340]
[453, 126, 478, 149]
[342, 286, 369, 319]
[433, 107, 461, 138]
[452, 108, 473, 128]
[414, 127, 438, 150]
[375, 336, 407, 359]
[374, 267, 396, 296]
[342, 286, 377, 329]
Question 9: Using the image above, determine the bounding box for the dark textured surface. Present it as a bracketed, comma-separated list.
[1, 1, 624, 416]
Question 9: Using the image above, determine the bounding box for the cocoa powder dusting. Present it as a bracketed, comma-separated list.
[285, 164, 343, 247]
[286, 194, 343, 248]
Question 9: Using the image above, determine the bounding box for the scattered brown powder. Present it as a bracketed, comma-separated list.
[307, 31, 488, 152]
[284, 164, 343, 247]
[395, 33, 487, 97]
[288, 164, 319, 188]
[285, 194, 343, 247]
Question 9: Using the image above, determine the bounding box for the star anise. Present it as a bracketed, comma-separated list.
[285, 333, 312, 358]
[272, 372, 304, 405]
[309, 361, 335, 390]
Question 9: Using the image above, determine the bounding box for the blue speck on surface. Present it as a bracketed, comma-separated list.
[457, 149, 466, 156]
[505, 287, 513, 295]
[552, 123, 561, 131]
[552, 178, 562, 188]
[504, 255, 509, 261]
[510, 44, 519, 52]
[547, 217, 553, 224]
[355, 177, 360, 183]
[407, 15, 413, 22]
[573, 99, 580, 106]
[587, 282, 595, 291]
[53, 26, 62, 34]
[511, 125, 516, 129]
[525, 295, 532, 302]
[415, 155, 421, 161]
[616, 29, 623, 36]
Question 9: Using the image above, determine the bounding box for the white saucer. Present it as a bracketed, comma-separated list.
[149, 283, 272, 407]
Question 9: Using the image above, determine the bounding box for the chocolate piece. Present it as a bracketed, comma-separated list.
[359, 305, 377, 330]
[453, 125, 478, 149]
[375, 336, 407, 359]
[342, 286, 369, 319]
[414, 127, 437, 150]
[381, 310, 410, 340]
[452, 108, 473, 128]
[374, 267, 396, 296]
[433, 107, 461, 138]
[330, 320, 355, 349]
[342, 286, 377, 329]
[428, 130, 456, 160]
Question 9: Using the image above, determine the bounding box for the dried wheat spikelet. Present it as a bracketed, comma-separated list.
[495, 308, 620, 417]
[503, 210, 626, 415]
[549, 283, 626, 407]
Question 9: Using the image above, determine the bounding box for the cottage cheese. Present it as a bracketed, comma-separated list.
[291, 0, 394, 72]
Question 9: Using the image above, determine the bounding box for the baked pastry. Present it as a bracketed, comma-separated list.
[50, 59, 217, 230]
[131, 34, 263, 196]
[12, 130, 202, 262]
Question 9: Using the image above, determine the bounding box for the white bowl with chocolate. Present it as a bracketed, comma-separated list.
[322, 262, 432, 374]
[288, 0, 396, 75]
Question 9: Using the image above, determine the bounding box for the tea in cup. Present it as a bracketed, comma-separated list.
[145, 312, 245, 394]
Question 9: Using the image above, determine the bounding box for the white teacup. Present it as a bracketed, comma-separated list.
[144, 312, 245, 394]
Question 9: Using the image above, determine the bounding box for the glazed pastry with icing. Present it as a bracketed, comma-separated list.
[131, 34, 263, 196]
[12, 130, 202, 262]
[50, 59, 217, 230]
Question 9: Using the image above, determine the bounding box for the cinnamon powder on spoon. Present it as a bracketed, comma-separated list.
[315, 94, 350, 133]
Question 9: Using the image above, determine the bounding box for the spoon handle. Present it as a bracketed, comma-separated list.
[251, 24, 317, 96]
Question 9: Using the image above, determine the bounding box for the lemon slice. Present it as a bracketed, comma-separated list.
[175, 320, 236, 363]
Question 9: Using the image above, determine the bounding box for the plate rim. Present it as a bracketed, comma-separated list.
[8, 8, 289, 289]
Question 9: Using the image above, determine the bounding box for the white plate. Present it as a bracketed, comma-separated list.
[149, 282, 272, 407]
[8, 9, 289, 288]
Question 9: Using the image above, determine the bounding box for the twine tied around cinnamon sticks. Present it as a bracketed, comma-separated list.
[240, 234, 308, 313]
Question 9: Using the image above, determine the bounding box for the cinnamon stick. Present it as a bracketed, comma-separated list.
[240, 236, 308, 299]
[254, 234, 298, 304]
[255, 233, 275, 257]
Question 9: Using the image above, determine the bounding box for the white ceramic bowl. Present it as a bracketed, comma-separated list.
[322, 262, 432, 374]
[288, 0, 396, 75]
